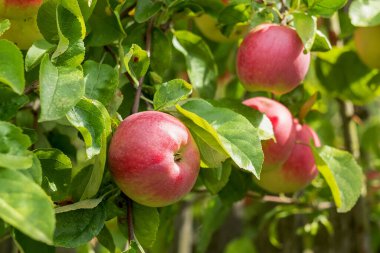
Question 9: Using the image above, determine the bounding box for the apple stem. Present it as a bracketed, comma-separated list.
[131, 19, 154, 114]
[127, 197, 135, 243]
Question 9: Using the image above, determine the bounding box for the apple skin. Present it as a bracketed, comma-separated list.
[236, 24, 310, 95]
[108, 111, 201, 207]
[257, 120, 321, 193]
[194, 14, 248, 43]
[243, 97, 296, 170]
[0, 0, 43, 49]
[354, 25, 380, 69]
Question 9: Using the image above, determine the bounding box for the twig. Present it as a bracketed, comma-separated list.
[131, 19, 153, 114]
[24, 81, 39, 95]
[126, 197, 135, 243]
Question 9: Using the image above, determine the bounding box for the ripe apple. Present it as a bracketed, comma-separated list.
[354, 25, 380, 69]
[256, 120, 321, 193]
[108, 111, 200, 207]
[236, 24, 310, 95]
[243, 97, 296, 170]
[0, 0, 43, 49]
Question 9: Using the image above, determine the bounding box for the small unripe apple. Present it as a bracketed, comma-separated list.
[243, 97, 296, 170]
[257, 120, 321, 193]
[108, 111, 200, 207]
[0, 0, 43, 49]
[236, 24, 310, 95]
[354, 25, 380, 69]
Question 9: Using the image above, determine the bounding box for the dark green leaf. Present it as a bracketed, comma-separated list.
[0, 39, 25, 94]
[0, 168, 55, 244]
[39, 55, 84, 121]
[54, 203, 106, 248]
[135, 0, 162, 23]
[200, 159, 232, 194]
[133, 203, 160, 249]
[78, 0, 98, 21]
[151, 28, 172, 76]
[313, 145, 363, 213]
[173, 31, 217, 98]
[153, 79, 192, 110]
[35, 148, 72, 202]
[219, 168, 251, 204]
[20, 154, 43, 185]
[83, 60, 119, 106]
[97, 225, 116, 253]
[0, 85, 29, 121]
[14, 230, 55, 253]
[311, 30, 332, 52]
[0, 121, 33, 170]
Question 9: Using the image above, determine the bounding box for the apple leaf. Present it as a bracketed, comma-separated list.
[0, 40, 25, 94]
[25, 40, 56, 72]
[20, 154, 43, 185]
[55, 198, 103, 213]
[54, 203, 106, 248]
[34, 148, 72, 202]
[349, 0, 380, 27]
[151, 28, 173, 76]
[0, 167, 55, 244]
[173, 31, 217, 98]
[97, 225, 116, 253]
[135, 0, 162, 23]
[218, 3, 251, 37]
[39, 55, 84, 122]
[133, 203, 160, 249]
[0, 19, 10, 36]
[293, 13, 317, 52]
[313, 145, 363, 213]
[153, 79, 192, 110]
[13, 229, 55, 253]
[176, 99, 263, 178]
[124, 44, 150, 85]
[305, 0, 347, 17]
[200, 159, 232, 194]
[0, 121, 33, 170]
[311, 30, 332, 52]
[83, 60, 119, 106]
[0, 85, 29, 121]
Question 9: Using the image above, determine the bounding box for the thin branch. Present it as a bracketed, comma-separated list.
[131, 19, 154, 114]
[127, 197, 135, 243]
[24, 81, 39, 95]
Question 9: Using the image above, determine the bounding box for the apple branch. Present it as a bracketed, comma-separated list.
[126, 198, 135, 243]
[131, 19, 154, 114]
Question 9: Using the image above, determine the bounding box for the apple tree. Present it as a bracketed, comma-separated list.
[0, 0, 378, 252]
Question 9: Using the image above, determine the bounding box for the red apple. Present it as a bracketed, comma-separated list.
[236, 24, 310, 95]
[0, 0, 43, 49]
[108, 111, 200, 207]
[257, 120, 321, 193]
[243, 97, 296, 170]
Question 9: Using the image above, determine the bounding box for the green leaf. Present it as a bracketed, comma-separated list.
[37, 0, 59, 43]
[306, 0, 347, 17]
[311, 30, 332, 52]
[349, 0, 380, 27]
[293, 13, 317, 52]
[83, 60, 119, 106]
[54, 203, 106, 248]
[0, 19, 10, 36]
[176, 99, 263, 178]
[0, 121, 33, 170]
[151, 28, 172, 76]
[0, 85, 29, 121]
[35, 148, 72, 202]
[69, 165, 93, 201]
[313, 145, 363, 213]
[13, 229, 55, 253]
[97, 225, 116, 253]
[196, 197, 231, 253]
[78, 0, 98, 21]
[219, 168, 251, 204]
[200, 160, 232, 194]
[133, 203, 160, 249]
[20, 154, 43, 185]
[0, 39, 25, 94]
[124, 44, 150, 85]
[153, 79, 192, 110]
[0, 168, 55, 244]
[173, 31, 217, 98]
[51, 1, 86, 66]
[225, 236, 257, 253]
[39, 55, 84, 122]
[55, 198, 103, 213]
[217, 3, 251, 37]
[25, 40, 56, 72]
[66, 98, 111, 200]
[86, 0, 125, 47]
[135, 0, 162, 23]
